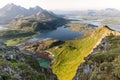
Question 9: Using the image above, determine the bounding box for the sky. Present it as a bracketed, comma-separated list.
[0, 0, 120, 10]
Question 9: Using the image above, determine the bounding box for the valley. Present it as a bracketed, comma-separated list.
[0, 3, 120, 80]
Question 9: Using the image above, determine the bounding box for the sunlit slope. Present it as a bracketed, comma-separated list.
[50, 26, 120, 80]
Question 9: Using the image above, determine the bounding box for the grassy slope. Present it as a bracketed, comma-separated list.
[0, 30, 36, 46]
[73, 36, 120, 80]
[6, 37, 31, 46]
[89, 36, 120, 80]
[50, 26, 120, 80]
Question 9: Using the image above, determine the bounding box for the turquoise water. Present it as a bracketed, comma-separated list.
[37, 58, 51, 68]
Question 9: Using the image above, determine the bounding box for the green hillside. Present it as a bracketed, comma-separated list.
[73, 36, 120, 80]
[50, 26, 120, 80]
[0, 30, 36, 46]
[0, 10, 66, 46]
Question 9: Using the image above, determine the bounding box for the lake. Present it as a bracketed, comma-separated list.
[31, 26, 84, 42]
[29, 19, 120, 43]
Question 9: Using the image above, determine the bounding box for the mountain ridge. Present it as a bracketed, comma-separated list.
[9, 9, 66, 32]
[49, 25, 120, 80]
[0, 3, 66, 31]
[74, 31, 120, 80]
[0, 3, 48, 24]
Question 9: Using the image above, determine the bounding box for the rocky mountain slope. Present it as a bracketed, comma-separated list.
[9, 10, 66, 31]
[74, 36, 120, 80]
[49, 25, 120, 80]
[0, 42, 57, 80]
[0, 3, 44, 24]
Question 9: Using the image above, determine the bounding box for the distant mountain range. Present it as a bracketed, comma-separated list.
[0, 3, 58, 24]
[0, 4, 66, 31]
[54, 8, 120, 17]
[0, 3, 66, 31]
[9, 10, 66, 31]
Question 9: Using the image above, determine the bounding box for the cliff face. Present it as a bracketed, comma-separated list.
[73, 34, 120, 80]
[50, 25, 120, 80]
[90, 25, 120, 57]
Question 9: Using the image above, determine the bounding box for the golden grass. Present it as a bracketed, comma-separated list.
[50, 26, 119, 80]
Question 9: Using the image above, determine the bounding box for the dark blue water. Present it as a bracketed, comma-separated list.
[35, 26, 84, 41]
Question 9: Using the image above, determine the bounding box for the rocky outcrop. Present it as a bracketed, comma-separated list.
[89, 25, 120, 58]
[0, 42, 57, 80]
[73, 26, 120, 80]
